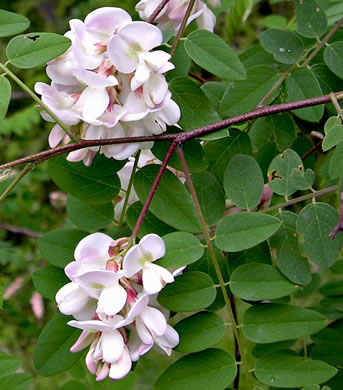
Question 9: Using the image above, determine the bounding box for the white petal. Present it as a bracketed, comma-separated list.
[139, 234, 165, 260]
[84, 7, 132, 36]
[126, 294, 149, 320]
[48, 124, 66, 148]
[118, 22, 162, 52]
[67, 319, 111, 332]
[73, 299, 97, 321]
[70, 329, 95, 352]
[72, 68, 118, 88]
[56, 282, 89, 315]
[155, 324, 179, 354]
[127, 327, 152, 362]
[86, 344, 98, 374]
[107, 34, 137, 74]
[121, 93, 148, 122]
[136, 316, 154, 344]
[75, 87, 109, 122]
[123, 245, 144, 278]
[109, 347, 132, 379]
[97, 284, 127, 316]
[101, 330, 124, 363]
[74, 233, 113, 263]
[141, 306, 167, 337]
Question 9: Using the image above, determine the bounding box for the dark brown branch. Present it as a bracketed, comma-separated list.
[330, 190, 343, 239]
[146, 0, 171, 23]
[130, 140, 179, 239]
[1, 91, 343, 171]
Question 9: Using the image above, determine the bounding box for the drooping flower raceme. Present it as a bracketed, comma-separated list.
[136, 0, 217, 33]
[35, 7, 180, 165]
[55, 232, 180, 381]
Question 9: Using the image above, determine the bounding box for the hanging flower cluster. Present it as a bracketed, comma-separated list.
[34, 7, 180, 165]
[136, 0, 217, 33]
[55, 233, 180, 381]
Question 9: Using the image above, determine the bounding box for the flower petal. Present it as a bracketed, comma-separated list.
[109, 346, 132, 379]
[123, 245, 145, 278]
[139, 234, 166, 260]
[56, 282, 89, 315]
[141, 306, 167, 337]
[74, 233, 114, 263]
[101, 330, 124, 363]
[97, 283, 127, 316]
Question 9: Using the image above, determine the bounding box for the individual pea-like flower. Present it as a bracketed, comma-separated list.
[36, 6, 180, 165]
[136, 0, 216, 33]
[123, 234, 174, 294]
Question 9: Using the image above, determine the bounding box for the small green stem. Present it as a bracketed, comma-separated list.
[302, 17, 343, 67]
[117, 151, 141, 230]
[261, 185, 338, 214]
[170, 0, 196, 57]
[0, 62, 77, 141]
[176, 145, 254, 390]
[258, 64, 297, 107]
[0, 164, 34, 202]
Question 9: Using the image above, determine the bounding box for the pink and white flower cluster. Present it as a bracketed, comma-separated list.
[35, 7, 180, 165]
[56, 233, 179, 381]
[136, 0, 217, 33]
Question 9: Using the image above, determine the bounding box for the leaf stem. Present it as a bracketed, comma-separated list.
[176, 145, 254, 390]
[302, 17, 343, 67]
[0, 62, 77, 141]
[170, 0, 196, 57]
[117, 151, 141, 230]
[261, 185, 338, 214]
[0, 163, 34, 202]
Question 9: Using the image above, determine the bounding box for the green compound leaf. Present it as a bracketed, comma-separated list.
[255, 352, 337, 387]
[33, 313, 83, 376]
[32, 265, 69, 300]
[223, 154, 264, 211]
[242, 303, 327, 343]
[324, 42, 343, 80]
[295, 0, 328, 38]
[169, 77, 221, 131]
[158, 271, 216, 312]
[215, 212, 281, 252]
[320, 281, 343, 297]
[67, 195, 114, 231]
[7, 33, 71, 69]
[269, 211, 311, 286]
[184, 29, 246, 81]
[268, 149, 314, 197]
[157, 232, 204, 268]
[230, 263, 298, 301]
[134, 165, 201, 233]
[286, 67, 324, 122]
[220, 65, 278, 117]
[155, 349, 236, 390]
[48, 154, 121, 205]
[0, 76, 11, 122]
[297, 202, 343, 267]
[0, 352, 22, 379]
[174, 312, 226, 353]
[204, 128, 252, 185]
[260, 28, 304, 64]
[38, 229, 88, 268]
[0, 10, 30, 37]
[322, 116, 343, 152]
[329, 141, 343, 179]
